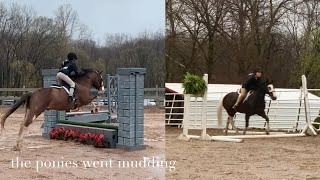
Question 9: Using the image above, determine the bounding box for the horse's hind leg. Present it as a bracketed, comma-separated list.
[13, 109, 35, 151]
[225, 117, 230, 135]
[1, 107, 28, 137]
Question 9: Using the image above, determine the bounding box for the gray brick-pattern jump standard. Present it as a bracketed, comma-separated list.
[117, 68, 146, 150]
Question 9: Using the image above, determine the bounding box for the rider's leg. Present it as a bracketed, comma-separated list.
[233, 88, 247, 109]
[56, 72, 75, 102]
[56, 73, 63, 86]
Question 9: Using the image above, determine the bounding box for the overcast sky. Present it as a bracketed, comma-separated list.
[2, 0, 165, 42]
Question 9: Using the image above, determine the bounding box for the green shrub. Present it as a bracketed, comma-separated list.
[182, 72, 207, 96]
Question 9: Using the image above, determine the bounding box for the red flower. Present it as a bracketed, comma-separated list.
[49, 128, 109, 148]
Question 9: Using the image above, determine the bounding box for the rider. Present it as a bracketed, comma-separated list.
[232, 67, 263, 110]
[56, 52, 79, 102]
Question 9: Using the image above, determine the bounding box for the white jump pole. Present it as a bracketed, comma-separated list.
[214, 133, 306, 139]
[210, 137, 243, 142]
[187, 135, 243, 142]
[301, 75, 317, 136]
[66, 111, 109, 116]
[223, 130, 287, 135]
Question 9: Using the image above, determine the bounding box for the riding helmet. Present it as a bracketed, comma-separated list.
[254, 67, 263, 73]
[67, 52, 78, 61]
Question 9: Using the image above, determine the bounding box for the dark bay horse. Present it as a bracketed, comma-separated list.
[0, 69, 105, 150]
[217, 80, 277, 135]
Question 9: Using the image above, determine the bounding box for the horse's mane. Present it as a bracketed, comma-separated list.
[72, 68, 95, 80]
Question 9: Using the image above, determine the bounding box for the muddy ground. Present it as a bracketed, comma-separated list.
[0, 107, 165, 180]
[166, 127, 320, 180]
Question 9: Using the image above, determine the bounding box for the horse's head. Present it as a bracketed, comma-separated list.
[79, 69, 105, 93]
[261, 79, 277, 100]
[92, 71, 105, 94]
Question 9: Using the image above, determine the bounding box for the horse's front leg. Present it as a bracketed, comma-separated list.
[90, 99, 99, 113]
[243, 114, 250, 135]
[259, 112, 270, 135]
[77, 93, 97, 108]
[230, 116, 238, 134]
[87, 95, 97, 106]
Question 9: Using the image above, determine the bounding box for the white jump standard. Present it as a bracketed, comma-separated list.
[177, 74, 243, 142]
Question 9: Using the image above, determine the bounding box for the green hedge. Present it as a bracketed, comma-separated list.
[182, 72, 207, 96]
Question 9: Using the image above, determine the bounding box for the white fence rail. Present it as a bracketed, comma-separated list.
[165, 81, 320, 131]
[0, 87, 164, 106]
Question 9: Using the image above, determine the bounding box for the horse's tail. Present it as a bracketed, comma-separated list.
[217, 95, 225, 127]
[1, 92, 32, 130]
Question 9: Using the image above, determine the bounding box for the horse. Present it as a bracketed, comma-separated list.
[217, 79, 277, 135]
[0, 69, 105, 151]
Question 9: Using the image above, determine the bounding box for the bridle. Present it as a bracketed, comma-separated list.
[95, 71, 105, 94]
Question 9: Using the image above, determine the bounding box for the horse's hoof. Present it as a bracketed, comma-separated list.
[12, 144, 22, 151]
[266, 132, 270, 135]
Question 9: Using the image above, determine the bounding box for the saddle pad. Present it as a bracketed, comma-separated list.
[51, 84, 70, 94]
[243, 90, 254, 103]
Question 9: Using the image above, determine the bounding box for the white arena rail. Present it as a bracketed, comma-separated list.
[165, 80, 320, 132]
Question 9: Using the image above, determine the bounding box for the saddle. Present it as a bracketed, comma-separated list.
[51, 82, 78, 108]
[51, 82, 73, 95]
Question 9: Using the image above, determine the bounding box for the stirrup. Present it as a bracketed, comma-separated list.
[68, 96, 74, 102]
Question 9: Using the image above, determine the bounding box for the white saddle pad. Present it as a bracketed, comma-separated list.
[243, 90, 254, 103]
[50, 85, 70, 94]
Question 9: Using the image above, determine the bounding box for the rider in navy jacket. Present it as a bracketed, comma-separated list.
[242, 71, 261, 91]
[233, 67, 263, 110]
[56, 52, 79, 102]
[59, 53, 79, 77]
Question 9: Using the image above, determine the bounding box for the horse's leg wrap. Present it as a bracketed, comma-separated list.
[260, 113, 270, 135]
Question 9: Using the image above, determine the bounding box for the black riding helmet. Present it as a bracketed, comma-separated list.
[253, 67, 263, 73]
[67, 52, 78, 61]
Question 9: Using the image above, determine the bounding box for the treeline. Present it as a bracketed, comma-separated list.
[166, 0, 320, 88]
[0, 3, 164, 88]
